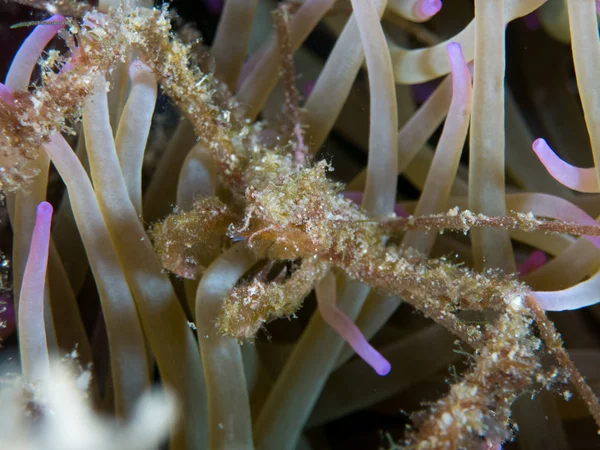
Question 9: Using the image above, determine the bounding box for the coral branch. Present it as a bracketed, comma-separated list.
[526, 296, 600, 429]
[406, 304, 540, 449]
[381, 208, 600, 242]
[273, 4, 308, 166]
[241, 163, 527, 346]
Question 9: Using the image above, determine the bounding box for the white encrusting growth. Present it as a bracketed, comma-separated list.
[0, 363, 177, 450]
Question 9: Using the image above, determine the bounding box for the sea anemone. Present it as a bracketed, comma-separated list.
[1, 0, 600, 449]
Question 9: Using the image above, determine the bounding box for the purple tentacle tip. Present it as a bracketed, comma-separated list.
[414, 0, 442, 21]
[317, 273, 391, 376]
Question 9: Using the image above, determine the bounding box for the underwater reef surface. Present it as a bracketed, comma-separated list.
[1, 0, 600, 449]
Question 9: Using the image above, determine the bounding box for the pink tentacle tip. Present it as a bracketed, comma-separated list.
[31, 201, 53, 257]
[446, 42, 459, 55]
[374, 356, 392, 376]
[316, 273, 391, 375]
[339, 316, 392, 375]
[446, 42, 463, 65]
[446, 42, 470, 86]
[414, 0, 442, 21]
[37, 200, 54, 219]
[532, 138, 599, 193]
